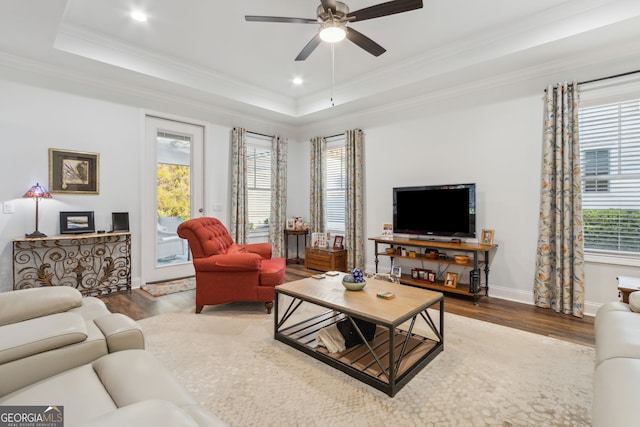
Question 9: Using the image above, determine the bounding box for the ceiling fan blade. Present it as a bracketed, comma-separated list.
[347, 0, 423, 22]
[345, 27, 386, 57]
[245, 15, 318, 24]
[295, 34, 323, 61]
[321, 0, 337, 13]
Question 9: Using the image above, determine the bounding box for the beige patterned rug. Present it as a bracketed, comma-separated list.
[141, 277, 195, 297]
[138, 302, 594, 426]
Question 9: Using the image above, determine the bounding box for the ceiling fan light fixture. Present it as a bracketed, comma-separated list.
[319, 22, 346, 43]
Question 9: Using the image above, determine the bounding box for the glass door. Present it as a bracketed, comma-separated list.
[143, 116, 204, 283]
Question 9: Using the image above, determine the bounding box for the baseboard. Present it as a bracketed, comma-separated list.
[131, 277, 141, 289]
[487, 284, 599, 317]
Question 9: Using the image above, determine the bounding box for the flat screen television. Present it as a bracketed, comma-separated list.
[393, 183, 476, 238]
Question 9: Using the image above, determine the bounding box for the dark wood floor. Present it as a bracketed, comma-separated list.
[99, 264, 595, 347]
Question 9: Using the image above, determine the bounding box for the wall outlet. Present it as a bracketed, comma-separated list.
[3, 201, 14, 214]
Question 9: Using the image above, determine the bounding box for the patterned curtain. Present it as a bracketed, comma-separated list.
[309, 137, 326, 235]
[230, 127, 248, 244]
[533, 83, 585, 318]
[270, 135, 287, 257]
[345, 129, 365, 270]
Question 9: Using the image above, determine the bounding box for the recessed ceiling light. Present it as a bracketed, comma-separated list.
[292, 77, 303, 85]
[131, 10, 148, 22]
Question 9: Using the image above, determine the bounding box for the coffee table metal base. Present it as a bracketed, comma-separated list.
[274, 293, 443, 397]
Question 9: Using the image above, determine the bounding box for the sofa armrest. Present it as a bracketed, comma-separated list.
[94, 313, 145, 352]
[193, 253, 261, 272]
[0, 287, 83, 327]
[242, 242, 272, 259]
[0, 313, 87, 364]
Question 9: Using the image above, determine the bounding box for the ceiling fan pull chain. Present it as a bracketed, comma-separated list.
[331, 44, 335, 107]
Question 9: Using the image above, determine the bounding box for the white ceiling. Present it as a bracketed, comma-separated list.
[2, 0, 640, 126]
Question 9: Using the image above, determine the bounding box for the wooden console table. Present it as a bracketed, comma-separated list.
[12, 232, 131, 296]
[369, 236, 498, 304]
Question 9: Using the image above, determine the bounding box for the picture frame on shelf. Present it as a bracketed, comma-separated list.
[286, 218, 295, 230]
[481, 229, 495, 245]
[391, 265, 401, 279]
[427, 271, 436, 283]
[49, 149, 99, 194]
[333, 235, 344, 249]
[444, 272, 458, 288]
[381, 223, 393, 238]
[311, 232, 328, 248]
[59, 211, 96, 234]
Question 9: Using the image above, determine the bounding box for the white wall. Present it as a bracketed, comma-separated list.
[0, 79, 142, 292]
[0, 66, 634, 315]
[0, 78, 297, 292]
[296, 79, 635, 316]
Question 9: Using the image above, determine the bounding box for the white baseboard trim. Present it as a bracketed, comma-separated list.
[131, 277, 141, 290]
[487, 284, 599, 317]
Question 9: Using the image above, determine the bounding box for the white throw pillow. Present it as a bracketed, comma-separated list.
[629, 291, 640, 313]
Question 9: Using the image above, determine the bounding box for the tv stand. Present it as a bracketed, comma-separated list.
[369, 236, 498, 304]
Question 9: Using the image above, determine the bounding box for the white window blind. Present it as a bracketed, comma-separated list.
[579, 98, 640, 254]
[325, 137, 346, 233]
[246, 136, 272, 232]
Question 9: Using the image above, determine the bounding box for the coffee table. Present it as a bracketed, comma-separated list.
[274, 274, 444, 397]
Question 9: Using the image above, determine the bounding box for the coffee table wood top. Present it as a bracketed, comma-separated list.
[276, 274, 443, 326]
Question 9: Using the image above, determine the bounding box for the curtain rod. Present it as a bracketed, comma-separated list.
[546, 69, 640, 91]
[578, 69, 640, 86]
[325, 132, 345, 139]
[247, 130, 274, 138]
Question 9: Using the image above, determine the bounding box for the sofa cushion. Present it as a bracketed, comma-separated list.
[92, 350, 198, 408]
[0, 364, 118, 426]
[82, 400, 201, 427]
[629, 291, 640, 312]
[0, 312, 87, 364]
[593, 358, 640, 427]
[0, 287, 82, 326]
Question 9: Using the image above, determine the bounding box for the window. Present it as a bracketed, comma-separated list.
[325, 136, 346, 233]
[583, 149, 610, 192]
[246, 135, 272, 233]
[579, 98, 640, 254]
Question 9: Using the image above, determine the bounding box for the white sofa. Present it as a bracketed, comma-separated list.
[0, 287, 226, 427]
[593, 294, 640, 427]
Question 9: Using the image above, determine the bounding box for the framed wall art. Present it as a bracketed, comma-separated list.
[49, 149, 99, 194]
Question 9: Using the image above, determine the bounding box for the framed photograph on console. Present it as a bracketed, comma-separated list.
[444, 272, 458, 288]
[49, 149, 99, 194]
[60, 211, 96, 234]
[481, 229, 495, 245]
[333, 235, 344, 249]
[391, 265, 401, 278]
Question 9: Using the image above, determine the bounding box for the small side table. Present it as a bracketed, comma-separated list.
[618, 276, 640, 303]
[284, 229, 308, 264]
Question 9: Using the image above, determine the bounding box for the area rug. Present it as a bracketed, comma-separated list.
[141, 277, 195, 297]
[138, 302, 594, 427]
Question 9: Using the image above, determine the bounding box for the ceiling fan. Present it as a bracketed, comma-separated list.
[245, 0, 424, 61]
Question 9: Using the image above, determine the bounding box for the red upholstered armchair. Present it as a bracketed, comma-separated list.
[177, 217, 285, 314]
